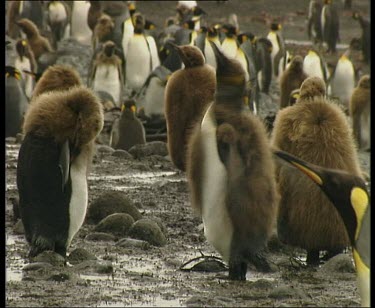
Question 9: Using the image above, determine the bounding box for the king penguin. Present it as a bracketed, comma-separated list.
[125, 13, 160, 96]
[352, 12, 370, 64]
[16, 18, 54, 61]
[279, 55, 307, 109]
[273, 149, 370, 307]
[17, 85, 104, 258]
[307, 0, 323, 45]
[46, 0, 70, 49]
[89, 40, 124, 107]
[350, 75, 370, 151]
[32, 64, 83, 99]
[6, 66, 29, 138]
[164, 43, 216, 171]
[110, 99, 146, 151]
[328, 51, 356, 112]
[14, 39, 37, 99]
[266, 23, 287, 80]
[271, 76, 364, 266]
[121, 1, 136, 58]
[254, 37, 273, 94]
[186, 44, 279, 280]
[220, 24, 239, 59]
[321, 0, 340, 53]
[303, 49, 328, 84]
[70, 0, 92, 46]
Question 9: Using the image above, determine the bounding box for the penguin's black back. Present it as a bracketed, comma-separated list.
[17, 132, 71, 257]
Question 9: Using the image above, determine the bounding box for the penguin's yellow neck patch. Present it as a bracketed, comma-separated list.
[353, 248, 369, 273]
[350, 187, 368, 240]
[292, 162, 323, 185]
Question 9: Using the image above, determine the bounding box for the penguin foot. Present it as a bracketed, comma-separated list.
[321, 249, 343, 262]
[306, 250, 320, 266]
[249, 252, 274, 273]
[228, 260, 247, 281]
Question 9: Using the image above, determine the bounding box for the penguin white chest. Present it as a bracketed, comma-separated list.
[71, 1, 92, 45]
[331, 60, 355, 106]
[204, 40, 217, 69]
[303, 55, 324, 80]
[200, 105, 233, 262]
[221, 38, 238, 59]
[48, 2, 67, 23]
[15, 57, 33, 99]
[126, 35, 151, 92]
[121, 19, 134, 58]
[144, 77, 165, 117]
[93, 64, 121, 105]
[66, 154, 88, 247]
[267, 32, 280, 62]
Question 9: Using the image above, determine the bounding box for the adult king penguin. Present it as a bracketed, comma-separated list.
[303, 49, 328, 84]
[17, 85, 104, 258]
[46, 0, 70, 49]
[307, 0, 323, 45]
[273, 149, 370, 307]
[352, 12, 370, 64]
[89, 40, 124, 107]
[271, 76, 364, 266]
[321, 0, 340, 53]
[164, 43, 216, 171]
[350, 75, 370, 151]
[186, 44, 279, 280]
[14, 39, 37, 99]
[328, 51, 355, 112]
[70, 0, 92, 46]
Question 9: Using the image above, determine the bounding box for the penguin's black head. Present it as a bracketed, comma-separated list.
[192, 6, 207, 17]
[237, 32, 255, 44]
[273, 149, 369, 246]
[103, 40, 116, 57]
[199, 26, 208, 34]
[6, 66, 22, 80]
[207, 26, 218, 38]
[145, 19, 156, 31]
[299, 76, 326, 101]
[182, 19, 195, 30]
[165, 17, 176, 27]
[122, 99, 137, 114]
[16, 39, 28, 58]
[358, 75, 370, 89]
[270, 23, 281, 31]
[221, 24, 237, 38]
[211, 43, 245, 87]
[133, 12, 145, 33]
[168, 42, 205, 67]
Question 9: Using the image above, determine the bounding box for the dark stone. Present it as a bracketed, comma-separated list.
[33, 251, 65, 267]
[128, 218, 167, 246]
[94, 213, 135, 237]
[128, 141, 168, 159]
[85, 232, 116, 242]
[68, 248, 97, 265]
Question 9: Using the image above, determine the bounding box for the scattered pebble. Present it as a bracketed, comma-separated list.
[115, 238, 150, 250]
[268, 285, 307, 300]
[319, 254, 355, 273]
[68, 248, 97, 265]
[128, 141, 168, 158]
[74, 260, 113, 275]
[33, 251, 65, 267]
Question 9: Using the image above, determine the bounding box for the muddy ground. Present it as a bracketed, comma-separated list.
[6, 0, 370, 307]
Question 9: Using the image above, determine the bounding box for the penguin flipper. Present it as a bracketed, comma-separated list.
[59, 139, 70, 192]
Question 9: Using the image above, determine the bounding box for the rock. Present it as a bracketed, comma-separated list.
[94, 213, 135, 237]
[128, 218, 167, 246]
[319, 254, 355, 273]
[250, 279, 275, 290]
[268, 285, 307, 300]
[33, 251, 65, 267]
[85, 232, 116, 242]
[115, 238, 150, 250]
[47, 273, 72, 282]
[87, 191, 142, 224]
[68, 248, 97, 265]
[74, 260, 113, 275]
[22, 262, 53, 272]
[13, 219, 24, 235]
[112, 150, 133, 160]
[128, 141, 168, 158]
[96, 145, 115, 154]
[147, 216, 167, 235]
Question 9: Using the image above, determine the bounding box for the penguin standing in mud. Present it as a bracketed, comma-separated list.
[17, 85, 104, 258]
[125, 13, 160, 96]
[273, 149, 370, 307]
[6, 66, 28, 138]
[254, 37, 273, 94]
[16, 18, 54, 61]
[110, 99, 146, 151]
[31, 64, 83, 99]
[352, 12, 370, 64]
[321, 0, 340, 53]
[271, 76, 364, 266]
[89, 40, 124, 107]
[46, 0, 70, 49]
[279, 55, 307, 109]
[186, 44, 279, 280]
[303, 49, 328, 84]
[121, 1, 137, 59]
[307, 0, 323, 45]
[7, 0, 45, 39]
[350, 75, 370, 151]
[328, 51, 356, 112]
[267, 23, 288, 80]
[14, 39, 37, 99]
[70, 0, 92, 45]
[164, 43, 216, 171]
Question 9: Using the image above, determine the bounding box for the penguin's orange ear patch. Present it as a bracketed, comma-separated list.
[131, 105, 137, 113]
[121, 104, 125, 112]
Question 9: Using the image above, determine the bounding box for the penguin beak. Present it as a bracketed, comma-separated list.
[273, 149, 323, 186]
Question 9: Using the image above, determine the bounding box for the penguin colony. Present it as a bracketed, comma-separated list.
[5, 0, 370, 305]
